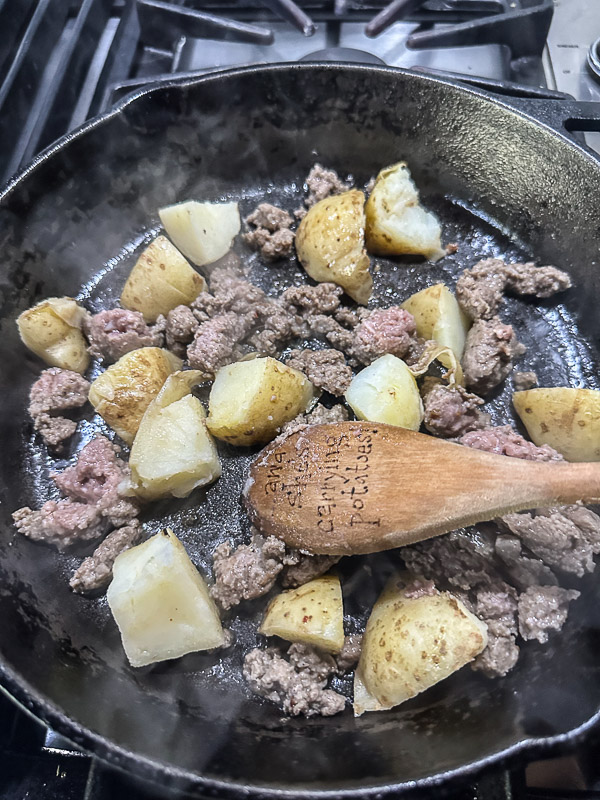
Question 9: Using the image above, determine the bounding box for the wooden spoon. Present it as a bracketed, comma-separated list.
[243, 421, 600, 555]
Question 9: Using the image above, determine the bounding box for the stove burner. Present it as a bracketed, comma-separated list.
[300, 48, 386, 64]
[588, 37, 600, 83]
[365, 0, 421, 38]
[363, 0, 553, 57]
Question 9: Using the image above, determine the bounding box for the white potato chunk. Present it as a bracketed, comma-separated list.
[402, 283, 469, 362]
[295, 189, 372, 304]
[354, 577, 487, 715]
[107, 529, 225, 668]
[365, 162, 445, 261]
[159, 200, 241, 267]
[89, 347, 181, 445]
[206, 357, 315, 446]
[345, 354, 423, 430]
[17, 297, 89, 373]
[129, 371, 220, 500]
[259, 574, 345, 653]
[121, 235, 206, 323]
[513, 387, 600, 462]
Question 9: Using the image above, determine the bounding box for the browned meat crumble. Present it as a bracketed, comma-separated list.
[244, 227, 295, 261]
[182, 271, 375, 373]
[70, 520, 143, 593]
[500, 506, 600, 578]
[470, 586, 520, 677]
[187, 311, 251, 375]
[28, 367, 90, 449]
[13, 436, 138, 550]
[243, 644, 346, 717]
[246, 203, 293, 232]
[248, 304, 303, 357]
[456, 258, 571, 321]
[517, 585, 580, 643]
[422, 382, 490, 438]
[458, 426, 563, 462]
[210, 524, 343, 609]
[281, 553, 342, 588]
[13, 501, 108, 550]
[351, 307, 417, 365]
[53, 436, 138, 527]
[84, 308, 162, 363]
[513, 370, 538, 391]
[210, 532, 288, 610]
[462, 316, 525, 394]
[334, 634, 363, 672]
[285, 348, 352, 396]
[243, 203, 295, 261]
[304, 164, 351, 209]
[193, 267, 268, 323]
[163, 305, 197, 357]
[494, 534, 558, 590]
[280, 402, 350, 437]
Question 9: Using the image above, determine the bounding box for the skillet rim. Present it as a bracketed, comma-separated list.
[1, 62, 600, 796]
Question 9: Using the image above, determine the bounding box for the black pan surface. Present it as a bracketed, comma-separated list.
[1, 64, 600, 797]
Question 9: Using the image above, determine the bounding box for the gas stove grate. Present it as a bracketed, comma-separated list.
[0, 0, 551, 186]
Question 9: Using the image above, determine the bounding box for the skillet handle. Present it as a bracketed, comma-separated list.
[505, 97, 600, 136]
[410, 68, 600, 145]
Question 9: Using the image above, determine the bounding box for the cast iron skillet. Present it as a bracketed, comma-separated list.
[1, 64, 600, 798]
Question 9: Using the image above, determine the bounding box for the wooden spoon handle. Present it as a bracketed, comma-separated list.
[520, 461, 600, 506]
[244, 422, 600, 555]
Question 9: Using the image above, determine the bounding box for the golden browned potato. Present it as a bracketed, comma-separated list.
[129, 371, 221, 500]
[345, 354, 423, 429]
[107, 529, 225, 668]
[159, 200, 241, 267]
[354, 576, 487, 715]
[365, 162, 445, 261]
[513, 387, 600, 462]
[295, 190, 372, 304]
[17, 297, 89, 373]
[402, 283, 470, 362]
[206, 357, 315, 445]
[259, 574, 345, 653]
[89, 347, 181, 445]
[120, 235, 206, 322]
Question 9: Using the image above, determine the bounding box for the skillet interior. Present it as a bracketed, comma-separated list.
[1, 65, 600, 795]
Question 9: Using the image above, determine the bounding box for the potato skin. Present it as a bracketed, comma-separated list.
[365, 162, 444, 261]
[402, 283, 469, 362]
[295, 190, 372, 305]
[107, 529, 224, 668]
[354, 577, 487, 715]
[345, 354, 423, 430]
[89, 347, 181, 445]
[121, 235, 206, 322]
[17, 297, 89, 373]
[129, 371, 221, 500]
[513, 387, 600, 462]
[259, 574, 345, 653]
[206, 357, 315, 445]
